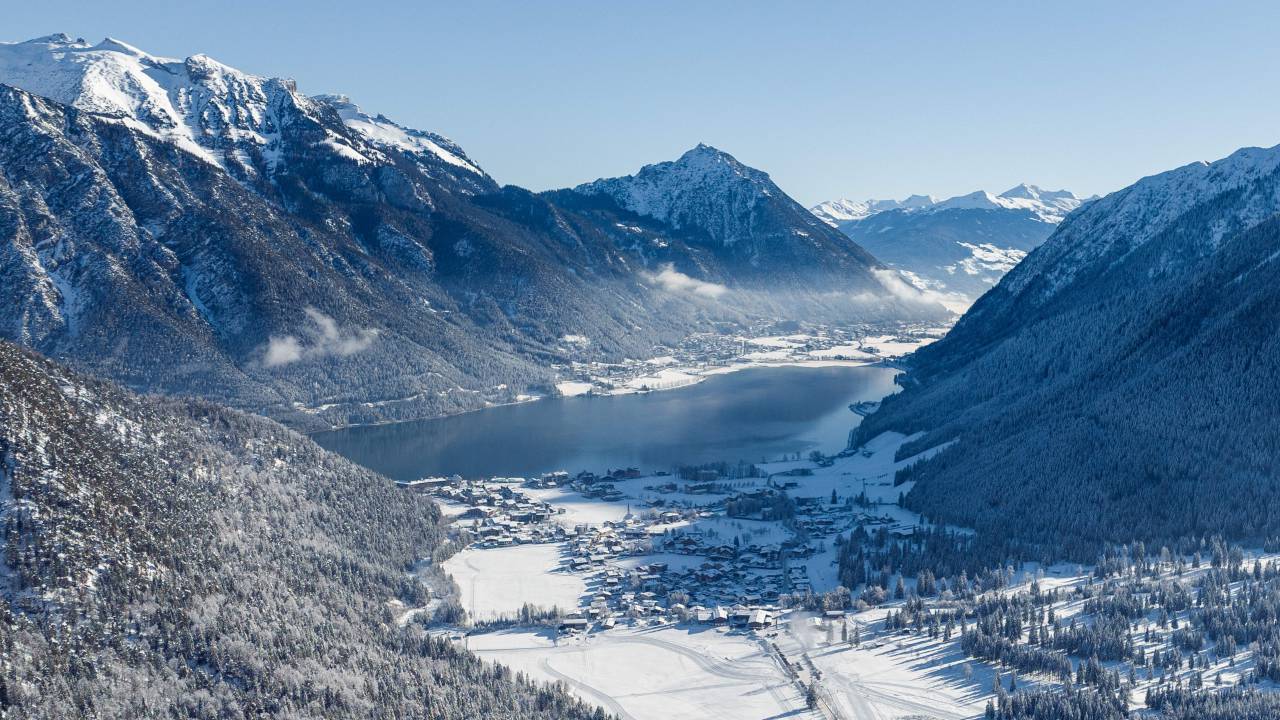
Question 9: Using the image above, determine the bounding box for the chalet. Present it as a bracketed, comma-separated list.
[558, 617, 590, 633]
[748, 609, 774, 629]
[709, 545, 736, 560]
[395, 477, 453, 492]
[889, 524, 917, 539]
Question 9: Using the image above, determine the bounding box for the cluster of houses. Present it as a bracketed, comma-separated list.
[408, 461, 914, 639]
[400, 475, 565, 548]
[564, 516, 654, 571]
[558, 603, 777, 634]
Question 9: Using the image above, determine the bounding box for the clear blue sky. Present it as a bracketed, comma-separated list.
[8, 1, 1280, 205]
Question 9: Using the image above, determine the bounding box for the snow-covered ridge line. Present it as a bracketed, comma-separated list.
[314, 94, 484, 176]
[0, 33, 488, 180]
[1003, 143, 1280, 297]
[811, 184, 1083, 226]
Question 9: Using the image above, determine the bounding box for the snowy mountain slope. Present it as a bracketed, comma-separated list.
[999, 148, 1280, 298]
[315, 93, 493, 193]
[856, 143, 1280, 551]
[0, 34, 496, 194]
[573, 144, 837, 250]
[813, 185, 1084, 303]
[0, 35, 944, 428]
[0, 340, 605, 719]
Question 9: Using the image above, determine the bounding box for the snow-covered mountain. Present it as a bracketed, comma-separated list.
[565, 144, 916, 290]
[810, 185, 1085, 304]
[0, 34, 496, 193]
[856, 142, 1280, 548]
[0, 35, 945, 428]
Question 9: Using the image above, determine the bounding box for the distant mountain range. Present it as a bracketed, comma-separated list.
[812, 185, 1086, 305]
[857, 143, 1280, 555]
[0, 34, 947, 429]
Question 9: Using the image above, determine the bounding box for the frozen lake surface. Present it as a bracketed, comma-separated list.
[313, 365, 897, 479]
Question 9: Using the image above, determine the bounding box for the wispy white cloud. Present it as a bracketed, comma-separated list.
[642, 264, 730, 299]
[263, 308, 379, 367]
[871, 268, 962, 313]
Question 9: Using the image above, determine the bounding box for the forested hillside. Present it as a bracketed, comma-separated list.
[858, 145, 1280, 556]
[0, 341, 607, 719]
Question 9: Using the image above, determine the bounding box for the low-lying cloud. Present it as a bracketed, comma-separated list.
[643, 264, 730, 299]
[263, 308, 379, 367]
[872, 268, 964, 313]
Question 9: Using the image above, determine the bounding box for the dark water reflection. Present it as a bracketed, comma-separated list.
[312, 365, 897, 480]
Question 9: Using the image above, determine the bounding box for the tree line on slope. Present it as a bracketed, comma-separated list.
[0, 342, 609, 719]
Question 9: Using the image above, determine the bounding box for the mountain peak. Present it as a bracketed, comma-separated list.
[668, 143, 754, 176]
[999, 182, 1038, 196]
[24, 33, 81, 46]
[571, 145, 786, 244]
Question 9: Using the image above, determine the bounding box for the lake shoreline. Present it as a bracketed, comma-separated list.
[312, 364, 900, 481]
[307, 356, 896, 436]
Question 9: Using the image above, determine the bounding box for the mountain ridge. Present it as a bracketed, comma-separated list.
[855, 141, 1280, 553]
[0, 34, 945, 430]
[811, 184, 1083, 226]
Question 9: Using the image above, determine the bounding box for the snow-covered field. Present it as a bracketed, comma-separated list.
[443, 544, 585, 619]
[468, 625, 815, 720]
[789, 613, 993, 719]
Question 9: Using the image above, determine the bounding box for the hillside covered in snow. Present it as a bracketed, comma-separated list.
[0, 340, 606, 718]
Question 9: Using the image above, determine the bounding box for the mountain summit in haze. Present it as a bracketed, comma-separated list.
[810, 184, 1086, 306]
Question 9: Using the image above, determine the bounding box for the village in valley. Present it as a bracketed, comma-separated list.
[410, 417, 988, 719]
[407, 385, 1280, 719]
[384, 323, 1280, 720]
